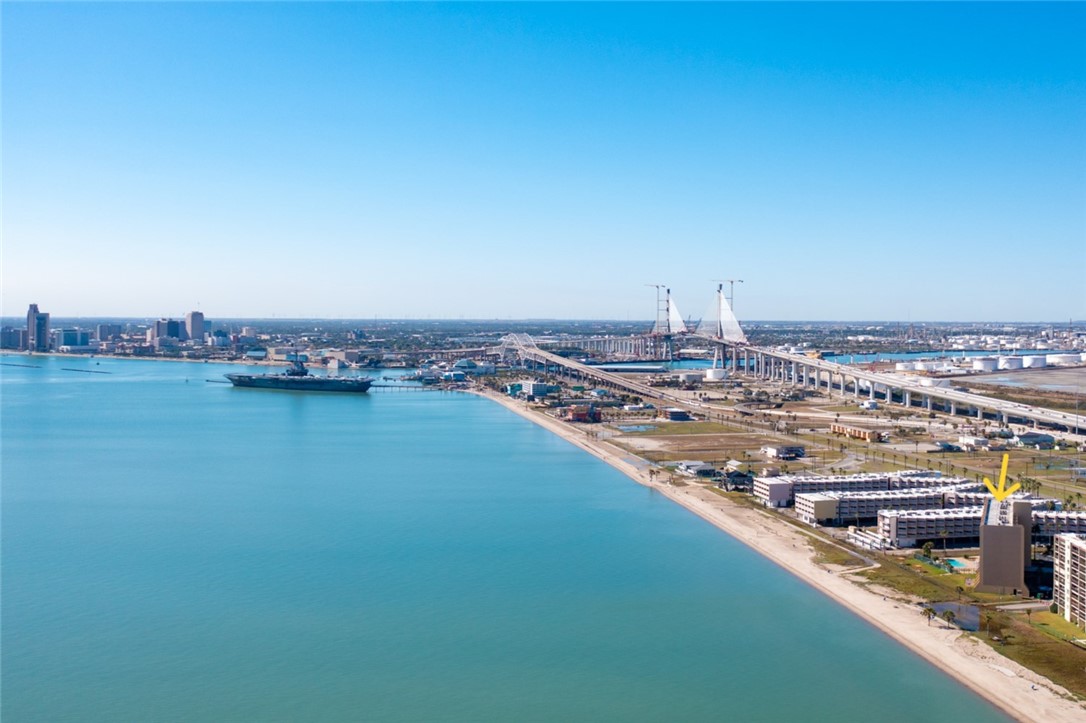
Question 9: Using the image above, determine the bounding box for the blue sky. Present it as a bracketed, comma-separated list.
[3, 2, 1084, 321]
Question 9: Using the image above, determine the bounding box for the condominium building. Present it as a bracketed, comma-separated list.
[796, 484, 976, 526]
[754, 470, 956, 508]
[944, 490, 1054, 510]
[1053, 534, 1086, 630]
[877, 507, 984, 548]
[1033, 511, 1086, 538]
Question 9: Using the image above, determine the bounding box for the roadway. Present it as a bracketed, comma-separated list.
[756, 346, 1085, 432]
[499, 333, 1086, 435]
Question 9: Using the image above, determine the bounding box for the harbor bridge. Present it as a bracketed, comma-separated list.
[484, 286, 1085, 435]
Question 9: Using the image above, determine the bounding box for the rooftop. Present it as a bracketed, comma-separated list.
[879, 506, 984, 520]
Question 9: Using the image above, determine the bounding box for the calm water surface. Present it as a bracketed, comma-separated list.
[2, 356, 1008, 721]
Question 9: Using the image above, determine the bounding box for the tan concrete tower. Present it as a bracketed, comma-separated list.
[976, 499, 1032, 595]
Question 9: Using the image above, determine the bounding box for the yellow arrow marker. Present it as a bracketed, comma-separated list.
[983, 453, 1021, 501]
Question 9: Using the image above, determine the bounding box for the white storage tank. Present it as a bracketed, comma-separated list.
[705, 368, 728, 381]
[1046, 353, 1079, 366]
[895, 362, 915, 371]
[972, 358, 998, 372]
[677, 372, 702, 384]
[919, 378, 951, 388]
[1080, 352, 1086, 363]
[998, 356, 1023, 370]
[1022, 355, 1047, 368]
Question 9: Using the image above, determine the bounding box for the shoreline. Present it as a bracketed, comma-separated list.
[467, 386, 1084, 723]
[0, 350, 291, 367]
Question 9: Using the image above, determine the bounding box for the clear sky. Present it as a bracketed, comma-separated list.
[3, 2, 1084, 322]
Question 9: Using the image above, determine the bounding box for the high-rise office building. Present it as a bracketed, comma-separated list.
[96, 324, 123, 341]
[1, 326, 27, 349]
[152, 318, 183, 340]
[185, 311, 205, 343]
[51, 329, 90, 348]
[26, 304, 50, 352]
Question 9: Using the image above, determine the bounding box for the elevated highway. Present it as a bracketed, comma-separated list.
[731, 344, 1084, 432]
[498, 332, 1085, 434]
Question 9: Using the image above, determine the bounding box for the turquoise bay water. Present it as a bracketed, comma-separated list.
[2, 356, 1007, 722]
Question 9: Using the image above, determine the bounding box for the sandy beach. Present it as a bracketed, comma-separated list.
[470, 387, 1085, 723]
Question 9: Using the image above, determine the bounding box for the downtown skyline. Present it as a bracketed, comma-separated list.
[3, 2, 1084, 322]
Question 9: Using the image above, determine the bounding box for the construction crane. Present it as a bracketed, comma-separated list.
[712, 278, 744, 313]
[645, 284, 667, 334]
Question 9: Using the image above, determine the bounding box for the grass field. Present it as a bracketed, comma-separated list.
[976, 611, 1086, 699]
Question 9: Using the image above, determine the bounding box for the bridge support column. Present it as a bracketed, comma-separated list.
[904, 390, 911, 408]
[950, 401, 956, 416]
[853, 376, 860, 397]
[924, 395, 932, 411]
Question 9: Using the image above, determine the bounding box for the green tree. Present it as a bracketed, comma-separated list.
[921, 541, 934, 559]
[941, 609, 957, 629]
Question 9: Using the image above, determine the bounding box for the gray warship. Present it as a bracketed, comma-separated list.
[225, 358, 373, 393]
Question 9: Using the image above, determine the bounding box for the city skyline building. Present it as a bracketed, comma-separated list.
[26, 303, 50, 352]
[185, 311, 205, 344]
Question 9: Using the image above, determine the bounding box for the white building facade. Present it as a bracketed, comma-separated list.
[1053, 534, 1086, 630]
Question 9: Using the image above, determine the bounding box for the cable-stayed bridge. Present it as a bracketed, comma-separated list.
[490, 286, 1084, 434]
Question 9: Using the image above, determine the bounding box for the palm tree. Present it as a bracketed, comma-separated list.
[922, 606, 936, 626]
[941, 609, 957, 629]
[922, 541, 934, 559]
